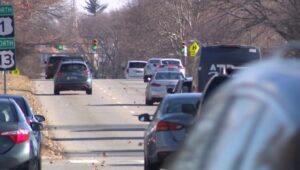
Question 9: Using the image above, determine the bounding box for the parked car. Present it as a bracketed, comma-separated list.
[172, 77, 193, 93]
[170, 58, 300, 170]
[54, 60, 93, 95]
[139, 93, 202, 170]
[192, 45, 261, 92]
[145, 71, 184, 105]
[144, 58, 185, 82]
[0, 95, 45, 154]
[45, 55, 69, 79]
[0, 98, 43, 169]
[124, 60, 147, 79]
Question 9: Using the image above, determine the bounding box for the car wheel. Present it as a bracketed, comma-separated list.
[145, 98, 153, 105]
[54, 88, 60, 95]
[86, 88, 92, 95]
[144, 155, 159, 170]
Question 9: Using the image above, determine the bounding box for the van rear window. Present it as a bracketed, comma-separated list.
[129, 62, 147, 68]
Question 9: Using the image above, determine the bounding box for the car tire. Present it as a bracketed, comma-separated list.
[144, 155, 159, 170]
[54, 88, 60, 95]
[86, 88, 92, 95]
[145, 98, 153, 105]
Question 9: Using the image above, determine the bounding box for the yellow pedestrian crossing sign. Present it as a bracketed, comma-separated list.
[189, 41, 200, 57]
[10, 68, 20, 75]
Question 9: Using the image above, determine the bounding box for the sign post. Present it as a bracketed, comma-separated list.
[0, 4, 16, 94]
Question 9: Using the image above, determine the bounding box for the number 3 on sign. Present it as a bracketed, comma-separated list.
[0, 50, 14, 69]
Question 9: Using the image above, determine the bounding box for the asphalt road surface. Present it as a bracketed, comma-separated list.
[34, 79, 157, 170]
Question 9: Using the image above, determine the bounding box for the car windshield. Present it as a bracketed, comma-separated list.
[0, 103, 17, 123]
[60, 64, 87, 72]
[129, 62, 147, 68]
[149, 60, 160, 64]
[155, 72, 184, 80]
[162, 97, 199, 115]
[162, 60, 180, 66]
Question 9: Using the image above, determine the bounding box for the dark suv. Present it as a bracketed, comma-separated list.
[54, 61, 93, 95]
[192, 45, 261, 92]
[45, 55, 68, 79]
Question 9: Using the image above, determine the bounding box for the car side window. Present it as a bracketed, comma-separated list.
[0, 103, 16, 123]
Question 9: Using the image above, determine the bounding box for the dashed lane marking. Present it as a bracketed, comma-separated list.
[69, 160, 99, 164]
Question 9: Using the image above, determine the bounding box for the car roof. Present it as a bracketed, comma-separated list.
[221, 58, 300, 120]
[128, 60, 147, 63]
[0, 94, 23, 99]
[60, 60, 87, 65]
[165, 93, 202, 99]
[203, 44, 259, 49]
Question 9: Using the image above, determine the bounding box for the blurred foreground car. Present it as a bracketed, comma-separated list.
[54, 61, 93, 95]
[139, 93, 202, 170]
[145, 71, 184, 105]
[0, 98, 43, 169]
[170, 58, 300, 170]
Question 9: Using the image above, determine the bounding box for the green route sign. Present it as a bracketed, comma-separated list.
[0, 38, 15, 49]
[0, 5, 13, 16]
[0, 5, 16, 71]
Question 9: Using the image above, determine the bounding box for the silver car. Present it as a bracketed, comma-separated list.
[139, 93, 202, 170]
[145, 71, 184, 105]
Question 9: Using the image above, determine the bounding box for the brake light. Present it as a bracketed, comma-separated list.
[155, 121, 183, 131]
[151, 83, 161, 87]
[1, 129, 30, 143]
[83, 70, 91, 75]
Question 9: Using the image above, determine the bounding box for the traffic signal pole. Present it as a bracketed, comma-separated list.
[0, 0, 6, 95]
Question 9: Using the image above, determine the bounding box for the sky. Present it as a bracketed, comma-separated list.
[77, 0, 130, 13]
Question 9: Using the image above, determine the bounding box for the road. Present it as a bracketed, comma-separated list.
[33, 79, 157, 170]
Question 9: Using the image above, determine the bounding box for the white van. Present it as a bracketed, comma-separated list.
[124, 60, 147, 79]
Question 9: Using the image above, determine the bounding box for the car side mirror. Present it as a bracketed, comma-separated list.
[31, 122, 44, 131]
[34, 115, 46, 122]
[144, 76, 152, 83]
[167, 88, 174, 94]
[138, 113, 151, 122]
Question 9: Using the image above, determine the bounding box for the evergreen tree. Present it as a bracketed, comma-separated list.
[84, 0, 108, 15]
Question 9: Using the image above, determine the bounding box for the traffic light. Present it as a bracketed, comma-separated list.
[180, 41, 187, 57]
[92, 39, 98, 51]
[57, 44, 64, 50]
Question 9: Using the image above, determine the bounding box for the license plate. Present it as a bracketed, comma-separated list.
[67, 76, 78, 80]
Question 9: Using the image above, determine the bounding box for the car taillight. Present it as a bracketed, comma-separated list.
[83, 70, 91, 75]
[155, 121, 183, 131]
[1, 129, 30, 143]
[151, 83, 161, 87]
[47, 63, 53, 67]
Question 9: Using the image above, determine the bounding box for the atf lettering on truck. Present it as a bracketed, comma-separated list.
[208, 64, 236, 76]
